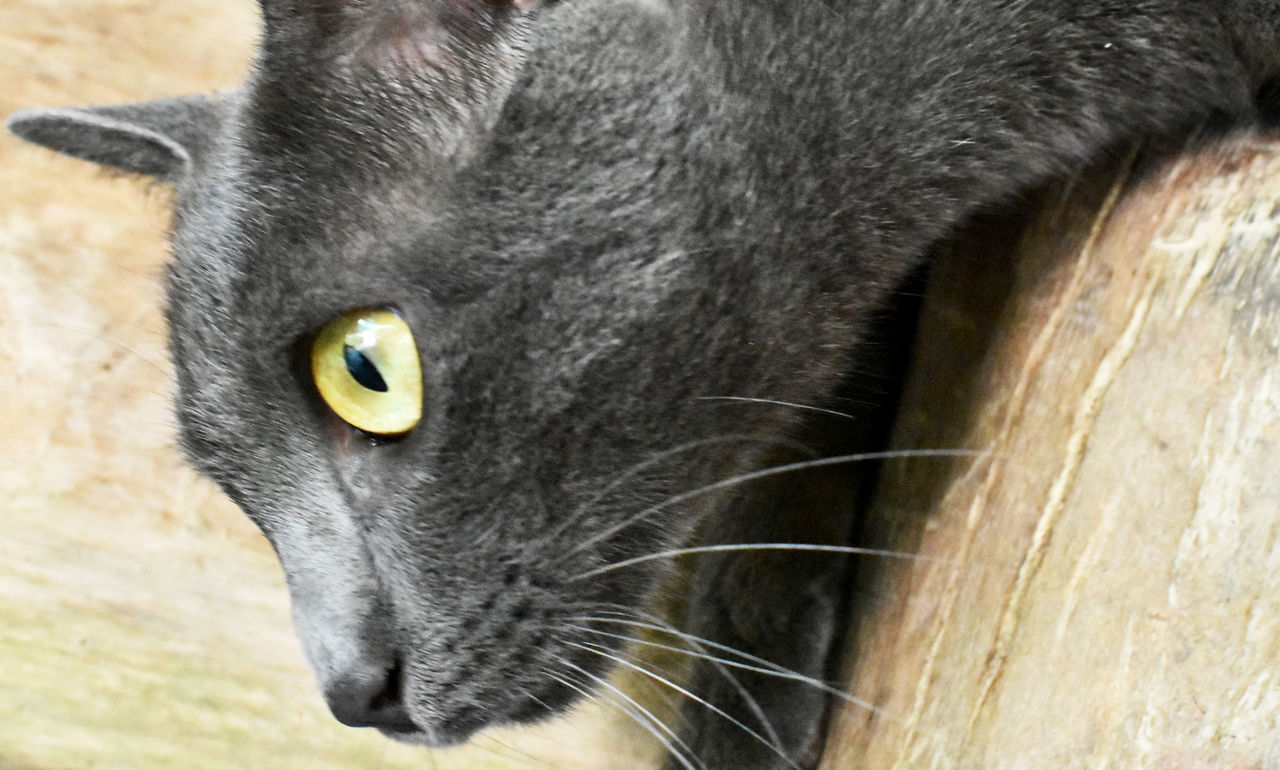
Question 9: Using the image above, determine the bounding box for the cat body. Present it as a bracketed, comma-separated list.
[10, 1, 1280, 767]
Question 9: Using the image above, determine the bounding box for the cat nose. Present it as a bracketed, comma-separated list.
[323, 659, 418, 732]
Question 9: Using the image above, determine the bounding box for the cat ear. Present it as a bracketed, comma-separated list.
[256, 0, 549, 19]
[6, 94, 221, 182]
[256, 0, 552, 74]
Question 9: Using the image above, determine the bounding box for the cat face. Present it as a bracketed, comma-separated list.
[168, 6, 714, 746]
[11, 0, 871, 746]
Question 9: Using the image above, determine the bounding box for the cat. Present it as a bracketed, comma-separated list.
[9, 1, 1280, 768]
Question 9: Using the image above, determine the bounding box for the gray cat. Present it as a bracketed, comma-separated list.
[10, 1, 1280, 768]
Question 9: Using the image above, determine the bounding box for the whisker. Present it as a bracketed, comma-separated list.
[22, 322, 169, 375]
[574, 607, 782, 748]
[562, 448, 991, 560]
[551, 659, 704, 770]
[501, 675, 597, 768]
[569, 619, 885, 718]
[538, 433, 814, 550]
[474, 734, 556, 769]
[696, 395, 857, 421]
[525, 691, 554, 714]
[545, 671, 663, 768]
[572, 542, 956, 581]
[564, 641, 802, 770]
[590, 608, 813, 676]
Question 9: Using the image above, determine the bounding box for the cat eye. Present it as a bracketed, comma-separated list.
[310, 308, 423, 436]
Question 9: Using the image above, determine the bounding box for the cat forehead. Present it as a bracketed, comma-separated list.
[163, 85, 498, 322]
[166, 163, 455, 344]
[164, 0, 690, 340]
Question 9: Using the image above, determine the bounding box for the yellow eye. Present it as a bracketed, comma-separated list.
[310, 308, 423, 436]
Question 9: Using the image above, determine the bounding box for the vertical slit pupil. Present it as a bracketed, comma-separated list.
[343, 345, 389, 392]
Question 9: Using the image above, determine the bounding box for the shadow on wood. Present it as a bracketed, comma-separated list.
[826, 136, 1280, 769]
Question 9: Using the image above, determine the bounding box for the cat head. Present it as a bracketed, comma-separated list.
[9, 0, 862, 746]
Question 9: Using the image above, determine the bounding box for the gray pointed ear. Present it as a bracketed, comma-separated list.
[6, 94, 221, 182]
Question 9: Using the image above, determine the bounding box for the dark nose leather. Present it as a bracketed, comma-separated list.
[323, 660, 417, 732]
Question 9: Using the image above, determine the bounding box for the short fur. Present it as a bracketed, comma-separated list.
[9, 1, 1280, 767]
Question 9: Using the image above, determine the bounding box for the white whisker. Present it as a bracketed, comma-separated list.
[572, 542, 955, 581]
[525, 692, 553, 714]
[537, 433, 813, 551]
[696, 395, 857, 420]
[576, 608, 782, 748]
[475, 733, 556, 768]
[565, 641, 802, 770]
[24, 322, 169, 375]
[552, 659, 703, 770]
[562, 448, 991, 560]
[569, 619, 885, 718]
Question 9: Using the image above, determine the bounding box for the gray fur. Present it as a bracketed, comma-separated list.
[10, 0, 1280, 766]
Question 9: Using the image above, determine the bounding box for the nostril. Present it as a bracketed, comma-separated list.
[323, 659, 417, 732]
[369, 658, 404, 711]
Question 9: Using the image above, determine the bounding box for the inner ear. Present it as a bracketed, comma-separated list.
[262, 0, 549, 73]
[355, 1, 534, 72]
[7, 95, 221, 182]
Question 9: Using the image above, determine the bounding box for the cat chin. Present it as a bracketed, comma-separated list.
[368, 712, 481, 749]
[381, 700, 550, 748]
[376, 723, 467, 748]
[384, 680, 584, 748]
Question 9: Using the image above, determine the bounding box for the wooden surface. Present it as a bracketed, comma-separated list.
[823, 139, 1280, 768]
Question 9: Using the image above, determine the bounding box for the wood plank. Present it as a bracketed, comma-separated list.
[825, 137, 1280, 768]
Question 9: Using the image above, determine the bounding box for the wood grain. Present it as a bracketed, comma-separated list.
[823, 138, 1280, 769]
